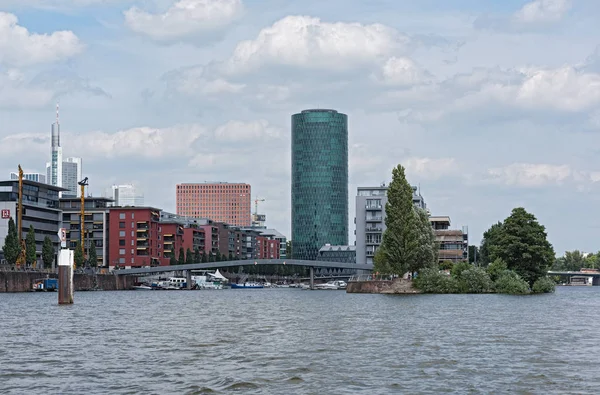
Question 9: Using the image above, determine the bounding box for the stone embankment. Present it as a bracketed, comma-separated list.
[0, 271, 135, 293]
[346, 278, 421, 294]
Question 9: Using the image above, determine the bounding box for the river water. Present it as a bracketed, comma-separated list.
[1, 286, 600, 394]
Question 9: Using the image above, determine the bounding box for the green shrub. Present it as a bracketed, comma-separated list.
[487, 258, 508, 282]
[414, 267, 461, 293]
[439, 260, 454, 271]
[532, 276, 556, 293]
[451, 261, 472, 278]
[460, 267, 493, 293]
[495, 270, 530, 295]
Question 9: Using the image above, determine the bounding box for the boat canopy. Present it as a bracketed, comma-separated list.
[209, 269, 228, 280]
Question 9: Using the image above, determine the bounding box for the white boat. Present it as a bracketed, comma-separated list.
[133, 284, 152, 290]
[314, 280, 348, 290]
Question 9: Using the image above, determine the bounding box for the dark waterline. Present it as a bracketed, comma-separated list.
[2, 287, 600, 394]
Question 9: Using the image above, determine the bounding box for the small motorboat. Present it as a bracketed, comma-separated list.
[231, 282, 264, 289]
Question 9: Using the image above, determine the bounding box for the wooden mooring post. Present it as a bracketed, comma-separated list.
[58, 249, 74, 305]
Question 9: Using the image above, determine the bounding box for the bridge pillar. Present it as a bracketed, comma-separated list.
[186, 270, 192, 290]
[310, 266, 314, 290]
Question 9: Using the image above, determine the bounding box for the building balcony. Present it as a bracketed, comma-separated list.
[163, 240, 173, 245]
[366, 216, 383, 222]
[366, 227, 383, 232]
[136, 236, 148, 241]
[137, 241, 149, 247]
[366, 250, 376, 257]
[136, 245, 149, 250]
[366, 240, 381, 245]
[136, 228, 148, 233]
[137, 222, 149, 229]
[365, 205, 382, 210]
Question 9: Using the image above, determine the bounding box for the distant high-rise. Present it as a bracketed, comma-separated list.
[291, 109, 348, 260]
[62, 157, 82, 197]
[50, 104, 62, 188]
[176, 182, 251, 227]
[10, 172, 46, 184]
[108, 184, 145, 207]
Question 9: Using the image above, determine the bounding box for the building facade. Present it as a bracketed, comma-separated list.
[61, 157, 82, 197]
[108, 184, 144, 207]
[0, 180, 66, 266]
[175, 182, 251, 227]
[10, 172, 46, 184]
[59, 197, 112, 267]
[49, 110, 63, 189]
[316, 244, 356, 275]
[291, 109, 348, 261]
[355, 185, 427, 265]
[256, 236, 280, 259]
[430, 216, 469, 263]
[108, 207, 161, 268]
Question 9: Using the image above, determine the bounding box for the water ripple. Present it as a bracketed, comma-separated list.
[1, 287, 600, 393]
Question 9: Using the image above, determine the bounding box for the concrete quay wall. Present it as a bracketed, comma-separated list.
[0, 271, 135, 293]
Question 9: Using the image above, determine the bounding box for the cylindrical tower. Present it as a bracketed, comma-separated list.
[291, 109, 348, 261]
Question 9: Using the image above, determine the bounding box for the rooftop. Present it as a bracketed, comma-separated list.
[300, 109, 339, 114]
[0, 179, 68, 192]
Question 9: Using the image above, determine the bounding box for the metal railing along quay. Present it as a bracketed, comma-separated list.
[348, 274, 394, 282]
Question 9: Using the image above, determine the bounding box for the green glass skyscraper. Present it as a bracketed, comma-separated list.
[291, 109, 348, 261]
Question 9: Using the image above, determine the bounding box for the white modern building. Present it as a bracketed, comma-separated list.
[49, 108, 62, 189]
[108, 184, 144, 206]
[10, 172, 46, 184]
[355, 184, 427, 265]
[46, 157, 82, 197]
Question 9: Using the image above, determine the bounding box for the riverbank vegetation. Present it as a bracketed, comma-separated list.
[373, 163, 555, 295]
[414, 207, 555, 294]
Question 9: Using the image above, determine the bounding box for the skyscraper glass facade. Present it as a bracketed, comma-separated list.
[291, 109, 348, 260]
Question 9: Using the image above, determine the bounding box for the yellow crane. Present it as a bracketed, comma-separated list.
[254, 198, 265, 216]
[15, 165, 26, 268]
[78, 177, 89, 260]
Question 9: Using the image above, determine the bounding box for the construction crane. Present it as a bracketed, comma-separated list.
[252, 198, 266, 227]
[15, 165, 26, 268]
[78, 177, 89, 259]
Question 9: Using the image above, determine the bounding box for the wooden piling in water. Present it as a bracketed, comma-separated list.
[58, 249, 74, 305]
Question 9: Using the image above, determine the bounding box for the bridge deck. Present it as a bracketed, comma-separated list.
[114, 259, 374, 276]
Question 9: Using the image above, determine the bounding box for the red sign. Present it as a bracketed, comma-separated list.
[1, 209, 10, 219]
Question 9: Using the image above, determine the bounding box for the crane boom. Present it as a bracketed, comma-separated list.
[78, 177, 89, 263]
[15, 165, 26, 268]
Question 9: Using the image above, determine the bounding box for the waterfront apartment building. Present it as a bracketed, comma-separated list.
[10, 172, 46, 184]
[59, 196, 113, 267]
[250, 228, 287, 259]
[108, 207, 162, 268]
[176, 182, 251, 227]
[256, 236, 280, 259]
[291, 109, 348, 260]
[355, 185, 427, 265]
[0, 179, 66, 266]
[108, 184, 144, 207]
[430, 216, 469, 263]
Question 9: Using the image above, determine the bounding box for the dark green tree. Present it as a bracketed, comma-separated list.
[209, 252, 216, 262]
[194, 248, 201, 263]
[374, 164, 425, 275]
[468, 245, 479, 264]
[2, 217, 20, 265]
[42, 236, 54, 268]
[409, 208, 438, 274]
[228, 252, 234, 261]
[74, 241, 85, 269]
[169, 250, 177, 266]
[186, 248, 194, 265]
[479, 222, 503, 267]
[491, 207, 555, 286]
[286, 240, 292, 258]
[201, 251, 208, 263]
[25, 225, 36, 266]
[178, 247, 186, 265]
[87, 245, 98, 267]
[216, 250, 222, 262]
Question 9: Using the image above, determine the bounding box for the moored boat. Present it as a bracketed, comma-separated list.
[231, 282, 264, 289]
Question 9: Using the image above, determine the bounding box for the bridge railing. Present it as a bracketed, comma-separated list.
[348, 274, 394, 282]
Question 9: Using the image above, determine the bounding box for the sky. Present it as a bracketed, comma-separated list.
[0, 0, 599, 255]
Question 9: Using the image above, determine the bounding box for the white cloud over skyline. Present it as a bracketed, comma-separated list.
[1, 0, 600, 254]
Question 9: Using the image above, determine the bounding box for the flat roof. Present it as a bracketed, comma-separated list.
[0, 179, 69, 191]
[60, 196, 115, 202]
[110, 206, 162, 211]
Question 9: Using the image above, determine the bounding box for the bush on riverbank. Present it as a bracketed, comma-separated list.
[414, 264, 555, 295]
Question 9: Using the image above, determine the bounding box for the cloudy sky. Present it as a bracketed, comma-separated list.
[1, 0, 599, 255]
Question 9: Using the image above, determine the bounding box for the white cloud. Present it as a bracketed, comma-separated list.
[403, 157, 461, 180]
[162, 66, 245, 96]
[0, 12, 83, 66]
[516, 66, 600, 112]
[487, 163, 572, 187]
[213, 120, 281, 142]
[0, 70, 54, 109]
[514, 0, 572, 24]
[222, 15, 410, 75]
[373, 56, 431, 86]
[124, 0, 243, 42]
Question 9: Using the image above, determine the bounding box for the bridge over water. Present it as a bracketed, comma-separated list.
[548, 271, 600, 285]
[114, 259, 374, 289]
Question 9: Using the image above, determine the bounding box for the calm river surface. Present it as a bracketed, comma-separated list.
[2, 286, 600, 394]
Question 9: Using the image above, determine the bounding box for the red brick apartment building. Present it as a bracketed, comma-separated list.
[256, 236, 280, 259]
[108, 207, 162, 268]
[176, 182, 252, 227]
